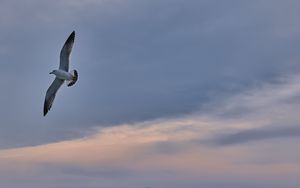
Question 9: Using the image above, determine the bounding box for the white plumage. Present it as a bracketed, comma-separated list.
[44, 31, 78, 116]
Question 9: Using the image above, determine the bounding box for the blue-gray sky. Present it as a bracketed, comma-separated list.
[1, 0, 300, 187]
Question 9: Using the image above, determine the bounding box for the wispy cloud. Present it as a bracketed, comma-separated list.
[2, 74, 300, 187]
[2, 0, 300, 148]
[211, 126, 300, 146]
[1, 0, 300, 187]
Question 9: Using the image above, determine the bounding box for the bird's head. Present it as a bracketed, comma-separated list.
[49, 70, 56, 74]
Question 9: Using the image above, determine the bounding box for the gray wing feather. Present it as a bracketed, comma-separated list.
[59, 31, 75, 71]
[44, 78, 64, 116]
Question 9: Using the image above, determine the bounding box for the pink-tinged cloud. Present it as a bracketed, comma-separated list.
[2, 75, 300, 187]
[0, 119, 300, 183]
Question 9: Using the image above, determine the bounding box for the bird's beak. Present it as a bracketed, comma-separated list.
[49, 72, 52, 74]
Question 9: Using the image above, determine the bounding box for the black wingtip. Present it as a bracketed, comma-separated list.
[43, 100, 48, 116]
[66, 31, 75, 43]
[70, 31, 75, 38]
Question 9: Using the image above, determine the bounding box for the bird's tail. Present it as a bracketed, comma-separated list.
[67, 69, 78, 87]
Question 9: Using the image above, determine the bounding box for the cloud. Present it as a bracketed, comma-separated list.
[3, 71, 300, 163]
[0, 115, 300, 187]
[2, 0, 300, 148]
[2, 1, 300, 186]
[3, 71, 300, 186]
[211, 126, 300, 146]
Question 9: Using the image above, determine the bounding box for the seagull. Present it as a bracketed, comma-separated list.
[43, 31, 78, 116]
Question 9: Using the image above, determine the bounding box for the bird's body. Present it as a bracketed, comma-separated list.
[50, 69, 74, 81]
[44, 31, 78, 116]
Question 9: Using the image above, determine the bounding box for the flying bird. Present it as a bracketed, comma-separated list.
[44, 31, 78, 116]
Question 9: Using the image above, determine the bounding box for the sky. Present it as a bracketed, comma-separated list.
[1, 0, 300, 187]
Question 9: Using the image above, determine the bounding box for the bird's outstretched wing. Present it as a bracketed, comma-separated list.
[44, 78, 64, 116]
[59, 31, 75, 71]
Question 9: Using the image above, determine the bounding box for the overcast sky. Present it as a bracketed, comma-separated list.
[1, 0, 300, 187]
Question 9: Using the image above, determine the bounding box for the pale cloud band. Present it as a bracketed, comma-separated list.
[1, 74, 300, 187]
